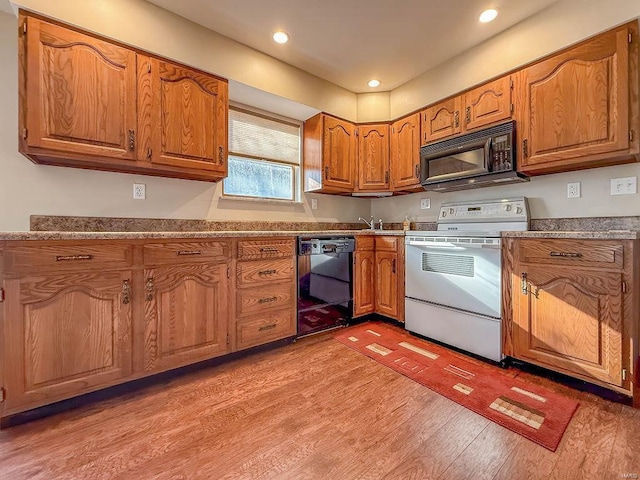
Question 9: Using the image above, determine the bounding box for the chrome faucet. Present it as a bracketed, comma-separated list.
[358, 216, 375, 230]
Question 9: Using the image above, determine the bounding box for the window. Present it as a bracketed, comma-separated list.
[223, 105, 301, 201]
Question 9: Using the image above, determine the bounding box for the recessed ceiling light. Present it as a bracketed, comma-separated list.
[272, 31, 289, 44]
[479, 8, 498, 23]
[368, 79, 381, 88]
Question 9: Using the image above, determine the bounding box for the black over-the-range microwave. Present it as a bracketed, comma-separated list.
[419, 120, 529, 192]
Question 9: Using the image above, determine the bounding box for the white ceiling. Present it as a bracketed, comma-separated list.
[146, 0, 561, 93]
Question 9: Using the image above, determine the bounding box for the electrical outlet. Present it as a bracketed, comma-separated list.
[420, 198, 431, 209]
[610, 177, 637, 195]
[133, 183, 146, 200]
[567, 182, 580, 198]
[311, 198, 318, 210]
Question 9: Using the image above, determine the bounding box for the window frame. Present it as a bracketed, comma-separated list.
[222, 104, 302, 203]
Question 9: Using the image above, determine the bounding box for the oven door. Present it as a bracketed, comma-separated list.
[405, 237, 501, 319]
[421, 138, 490, 185]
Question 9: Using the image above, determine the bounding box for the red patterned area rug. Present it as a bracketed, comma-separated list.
[334, 322, 579, 451]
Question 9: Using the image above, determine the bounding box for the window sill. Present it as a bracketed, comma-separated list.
[219, 195, 303, 206]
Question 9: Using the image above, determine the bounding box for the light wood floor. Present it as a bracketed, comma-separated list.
[1, 332, 639, 480]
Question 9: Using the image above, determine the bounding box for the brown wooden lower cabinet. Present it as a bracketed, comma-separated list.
[354, 235, 404, 322]
[503, 237, 639, 405]
[0, 236, 298, 420]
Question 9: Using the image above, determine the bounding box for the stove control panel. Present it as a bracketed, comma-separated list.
[438, 197, 529, 224]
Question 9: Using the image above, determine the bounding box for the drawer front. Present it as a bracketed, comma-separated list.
[237, 258, 294, 287]
[4, 243, 133, 272]
[236, 309, 296, 350]
[356, 236, 375, 251]
[375, 236, 398, 252]
[143, 241, 229, 264]
[517, 239, 623, 269]
[237, 238, 295, 260]
[237, 283, 295, 317]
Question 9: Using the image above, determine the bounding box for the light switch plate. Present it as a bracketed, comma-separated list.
[311, 198, 318, 210]
[567, 182, 580, 198]
[610, 177, 637, 195]
[420, 198, 431, 209]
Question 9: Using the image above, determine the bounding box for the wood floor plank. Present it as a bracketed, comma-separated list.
[0, 331, 638, 480]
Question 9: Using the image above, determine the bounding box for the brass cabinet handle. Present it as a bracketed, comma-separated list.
[521, 273, 528, 295]
[128, 129, 135, 151]
[523, 139, 529, 158]
[466, 106, 471, 123]
[258, 269, 277, 276]
[260, 247, 278, 253]
[550, 251, 583, 258]
[415, 164, 420, 178]
[122, 279, 131, 304]
[145, 277, 154, 301]
[392, 259, 396, 274]
[258, 296, 278, 304]
[55, 254, 93, 261]
[177, 250, 201, 256]
[324, 166, 329, 180]
[454, 111, 459, 128]
[259, 324, 277, 332]
[385, 171, 389, 184]
[218, 146, 225, 165]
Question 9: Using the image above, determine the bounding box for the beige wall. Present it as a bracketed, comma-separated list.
[391, 0, 640, 118]
[372, 163, 640, 223]
[0, 11, 369, 231]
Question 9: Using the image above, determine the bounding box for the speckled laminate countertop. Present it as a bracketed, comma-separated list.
[0, 229, 406, 241]
[501, 230, 639, 240]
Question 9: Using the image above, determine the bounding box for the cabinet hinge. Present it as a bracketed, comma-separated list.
[510, 103, 514, 114]
[226, 333, 230, 345]
[147, 63, 151, 73]
[227, 266, 230, 278]
[622, 368, 627, 381]
[622, 280, 628, 293]
[0, 387, 5, 403]
[22, 128, 27, 140]
[510, 78, 514, 89]
[629, 32, 633, 44]
[22, 22, 26, 36]
[630, 130, 635, 142]
[355, 128, 358, 137]
[0, 287, 4, 302]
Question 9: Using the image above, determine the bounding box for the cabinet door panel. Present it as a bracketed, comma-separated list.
[3, 271, 132, 414]
[517, 27, 629, 172]
[150, 59, 228, 176]
[323, 116, 357, 190]
[24, 17, 137, 160]
[421, 97, 462, 144]
[375, 251, 399, 318]
[514, 266, 623, 386]
[357, 124, 389, 191]
[143, 263, 229, 372]
[463, 76, 512, 131]
[390, 113, 421, 191]
[353, 250, 375, 317]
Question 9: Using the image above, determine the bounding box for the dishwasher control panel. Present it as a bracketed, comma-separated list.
[298, 237, 355, 255]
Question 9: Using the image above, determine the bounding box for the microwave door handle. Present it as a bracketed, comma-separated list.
[485, 138, 493, 171]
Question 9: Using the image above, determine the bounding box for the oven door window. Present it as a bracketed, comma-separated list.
[423, 139, 490, 183]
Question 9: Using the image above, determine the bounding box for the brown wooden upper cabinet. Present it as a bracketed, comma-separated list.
[303, 113, 358, 193]
[421, 75, 513, 145]
[19, 12, 228, 182]
[356, 124, 390, 192]
[390, 113, 421, 191]
[515, 22, 639, 175]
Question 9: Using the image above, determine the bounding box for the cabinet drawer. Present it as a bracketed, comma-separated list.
[143, 241, 229, 264]
[237, 258, 294, 287]
[237, 238, 295, 260]
[356, 236, 375, 251]
[375, 236, 398, 252]
[4, 243, 133, 272]
[517, 239, 623, 269]
[237, 283, 295, 317]
[236, 309, 296, 350]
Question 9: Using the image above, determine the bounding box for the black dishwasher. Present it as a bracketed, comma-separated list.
[297, 236, 355, 337]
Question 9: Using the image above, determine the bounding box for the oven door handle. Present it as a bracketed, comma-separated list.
[406, 240, 500, 249]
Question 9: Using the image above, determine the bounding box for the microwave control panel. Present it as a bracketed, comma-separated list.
[490, 133, 513, 172]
